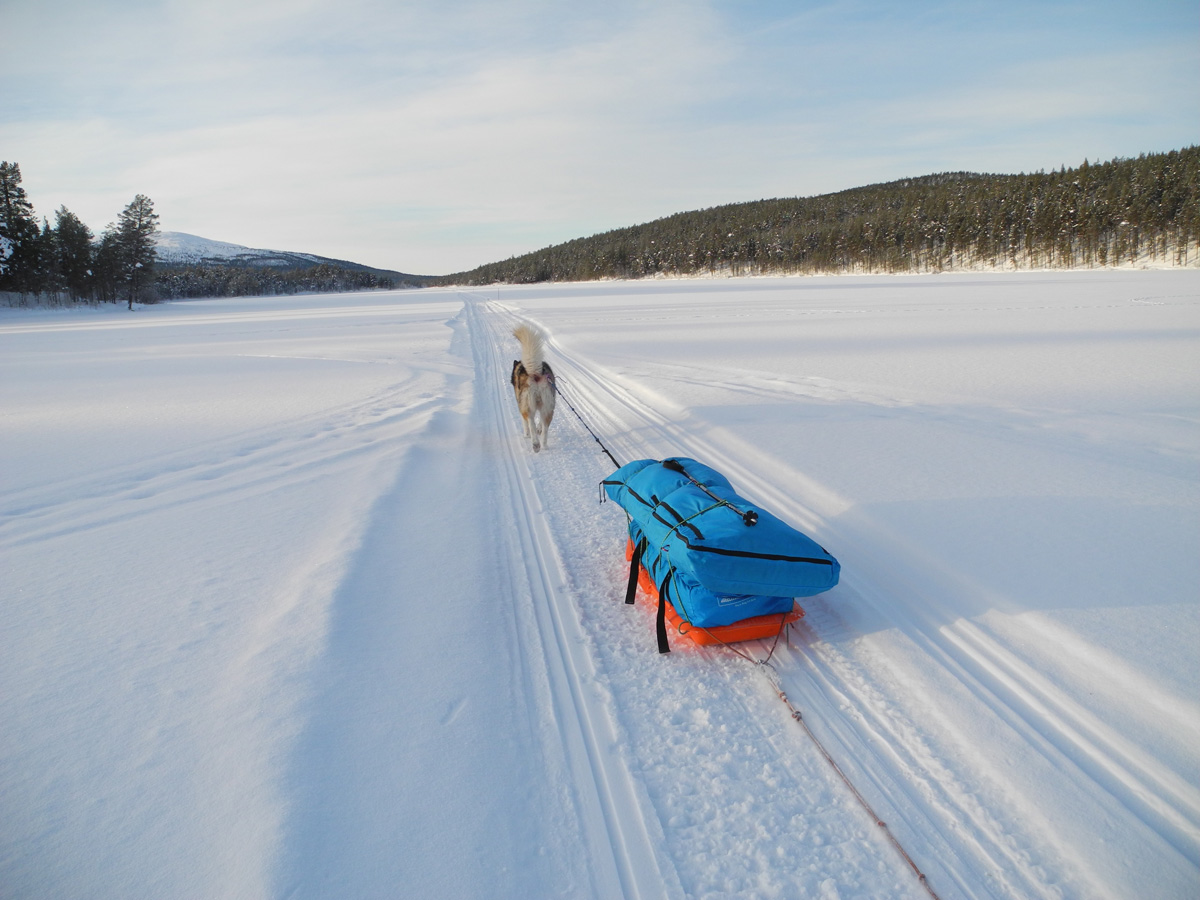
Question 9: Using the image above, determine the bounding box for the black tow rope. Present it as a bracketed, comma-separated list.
[553, 378, 622, 469]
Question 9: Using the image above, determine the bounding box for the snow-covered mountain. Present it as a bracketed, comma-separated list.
[154, 231, 411, 278]
[154, 231, 322, 266]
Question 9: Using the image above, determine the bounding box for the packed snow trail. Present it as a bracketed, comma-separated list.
[464, 295, 940, 899]
[480, 272, 1200, 900]
[277, 293, 932, 899]
[276, 301, 679, 898]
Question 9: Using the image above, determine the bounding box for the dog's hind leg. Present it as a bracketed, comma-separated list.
[524, 402, 548, 453]
[517, 393, 532, 440]
[531, 418, 542, 453]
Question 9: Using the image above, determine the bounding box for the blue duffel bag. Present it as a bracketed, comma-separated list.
[603, 457, 840, 652]
[604, 457, 840, 596]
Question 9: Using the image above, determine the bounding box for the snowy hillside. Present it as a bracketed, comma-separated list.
[154, 230, 326, 266]
[1, 271, 1197, 900]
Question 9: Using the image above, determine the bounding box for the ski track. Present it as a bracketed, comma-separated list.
[0, 297, 485, 900]
[0, 379, 442, 550]
[624, 361, 1196, 485]
[468, 295, 935, 900]
[461, 296, 684, 899]
[476, 293, 1197, 900]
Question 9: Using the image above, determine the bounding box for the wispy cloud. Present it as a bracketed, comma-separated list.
[3, 0, 1196, 273]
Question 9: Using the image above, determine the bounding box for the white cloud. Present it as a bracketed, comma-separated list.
[4, 0, 1197, 273]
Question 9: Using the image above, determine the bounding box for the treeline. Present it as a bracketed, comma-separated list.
[1, 162, 160, 309]
[439, 147, 1200, 284]
[0, 161, 401, 307]
[155, 262, 398, 300]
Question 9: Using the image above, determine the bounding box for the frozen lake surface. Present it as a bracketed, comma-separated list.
[2, 270, 1198, 899]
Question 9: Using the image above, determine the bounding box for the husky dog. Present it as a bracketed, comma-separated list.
[511, 323, 556, 452]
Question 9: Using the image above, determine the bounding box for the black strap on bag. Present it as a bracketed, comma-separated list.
[657, 570, 673, 654]
[622, 533, 671, 653]
[625, 537, 645, 605]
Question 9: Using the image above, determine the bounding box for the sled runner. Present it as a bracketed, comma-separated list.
[604, 457, 839, 652]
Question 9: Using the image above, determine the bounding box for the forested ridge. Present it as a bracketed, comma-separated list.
[153, 260, 410, 301]
[438, 148, 1199, 285]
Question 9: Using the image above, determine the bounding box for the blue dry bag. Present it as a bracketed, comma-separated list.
[603, 457, 840, 651]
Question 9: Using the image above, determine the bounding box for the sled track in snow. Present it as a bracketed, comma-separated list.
[471, 295, 1200, 900]
[620, 359, 1200, 873]
[0, 383, 442, 560]
[480, 302, 986, 898]
[463, 296, 683, 900]
[537, 338, 1066, 900]
[467, 295, 944, 900]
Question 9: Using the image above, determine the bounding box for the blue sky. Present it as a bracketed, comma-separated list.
[2, 0, 1196, 274]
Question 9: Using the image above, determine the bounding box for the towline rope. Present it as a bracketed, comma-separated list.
[552, 378, 622, 469]
[674, 616, 943, 900]
[549, 363, 944, 900]
[761, 660, 944, 900]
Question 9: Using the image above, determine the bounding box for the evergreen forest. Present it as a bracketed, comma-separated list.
[438, 147, 1199, 285]
[1, 164, 164, 308]
[154, 261, 405, 301]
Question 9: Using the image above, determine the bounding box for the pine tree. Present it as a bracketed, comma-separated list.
[0, 161, 41, 293]
[32, 218, 58, 295]
[54, 206, 94, 302]
[93, 226, 123, 304]
[115, 194, 159, 309]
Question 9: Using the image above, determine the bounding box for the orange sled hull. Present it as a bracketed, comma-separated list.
[625, 538, 804, 645]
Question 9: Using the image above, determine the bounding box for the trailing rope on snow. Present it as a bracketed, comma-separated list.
[682, 617, 943, 899]
[677, 619, 942, 897]
[552, 377, 622, 469]
[556, 365, 945, 900]
[759, 659, 944, 900]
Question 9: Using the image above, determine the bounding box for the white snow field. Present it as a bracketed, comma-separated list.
[2, 270, 1197, 900]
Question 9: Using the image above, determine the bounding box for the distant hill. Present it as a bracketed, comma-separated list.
[436, 147, 1199, 285]
[156, 232, 327, 267]
[155, 231, 421, 276]
[154, 232, 429, 299]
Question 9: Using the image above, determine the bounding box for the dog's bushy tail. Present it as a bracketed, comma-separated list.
[513, 323, 547, 375]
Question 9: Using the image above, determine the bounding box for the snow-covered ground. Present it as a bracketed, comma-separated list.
[2, 271, 1197, 900]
